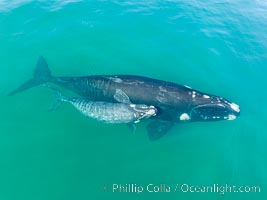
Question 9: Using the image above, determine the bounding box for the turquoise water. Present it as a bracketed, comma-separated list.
[0, 0, 266, 199]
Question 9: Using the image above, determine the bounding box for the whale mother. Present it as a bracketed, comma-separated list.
[9, 56, 240, 140]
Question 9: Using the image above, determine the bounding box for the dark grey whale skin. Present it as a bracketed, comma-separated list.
[9, 56, 240, 140]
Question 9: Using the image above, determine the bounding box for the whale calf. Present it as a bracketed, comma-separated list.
[9, 56, 240, 140]
[48, 87, 157, 124]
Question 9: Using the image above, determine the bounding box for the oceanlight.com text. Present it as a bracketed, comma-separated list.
[108, 183, 261, 195]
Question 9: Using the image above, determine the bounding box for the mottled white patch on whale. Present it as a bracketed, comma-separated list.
[103, 76, 123, 83]
[180, 113, 190, 121]
[159, 86, 167, 92]
[156, 92, 168, 103]
[184, 85, 192, 89]
[112, 77, 123, 83]
[203, 95, 210, 98]
[124, 80, 145, 85]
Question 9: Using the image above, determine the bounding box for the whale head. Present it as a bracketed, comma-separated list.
[131, 104, 157, 123]
[188, 94, 240, 122]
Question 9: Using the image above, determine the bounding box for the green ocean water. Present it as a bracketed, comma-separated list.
[0, 0, 266, 199]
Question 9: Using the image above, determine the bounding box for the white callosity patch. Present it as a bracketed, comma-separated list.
[146, 106, 157, 116]
[227, 114, 237, 120]
[217, 103, 225, 107]
[230, 102, 240, 113]
[203, 95, 210, 99]
[192, 91, 196, 98]
[212, 116, 221, 119]
[180, 113, 190, 121]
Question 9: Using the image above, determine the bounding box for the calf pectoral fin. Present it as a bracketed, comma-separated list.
[127, 123, 136, 134]
[146, 121, 174, 141]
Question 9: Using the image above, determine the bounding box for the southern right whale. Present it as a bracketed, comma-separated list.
[9, 56, 240, 140]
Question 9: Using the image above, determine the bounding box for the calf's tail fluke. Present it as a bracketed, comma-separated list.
[8, 56, 52, 96]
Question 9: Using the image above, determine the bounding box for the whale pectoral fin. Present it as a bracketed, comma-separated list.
[114, 89, 131, 104]
[146, 121, 174, 141]
[127, 123, 136, 134]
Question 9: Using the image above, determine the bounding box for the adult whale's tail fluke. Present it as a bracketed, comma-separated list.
[8, 56, 52, 96]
